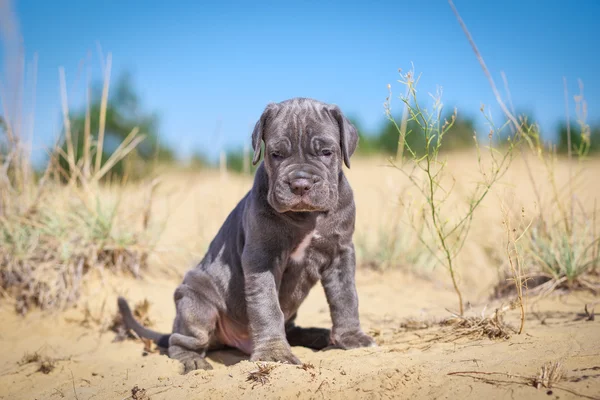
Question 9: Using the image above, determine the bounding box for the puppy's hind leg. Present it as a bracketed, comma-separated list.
[169, 284, 219, 373]
[169, 334, 212, 373]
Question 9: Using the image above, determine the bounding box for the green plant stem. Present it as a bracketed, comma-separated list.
[425, 155, 464, 315]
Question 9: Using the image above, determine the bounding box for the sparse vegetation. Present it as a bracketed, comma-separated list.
[56, 70, 175, 182]
[0, 51, 161, 314]
[18, 351, 60, 375]
[446, 361, 600, 400]
[518, 101, 600, 295]
[439, 308, 515, 341]
[462, 36, 600, 300]
[501, 202, 528, 334]
[384, 66, 519, 315]
[448, 0, 598, 315]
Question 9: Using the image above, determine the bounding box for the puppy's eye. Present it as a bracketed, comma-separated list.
[321, 149, 333, 157]
[271, 152, 283, 159]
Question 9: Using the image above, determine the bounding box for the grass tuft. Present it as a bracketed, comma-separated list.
[533, 361, 563, 390]
[18, 351, 58, 375]
[450, 0, 598, 311]
[0, 46, 160, 314]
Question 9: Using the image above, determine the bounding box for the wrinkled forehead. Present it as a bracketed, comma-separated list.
[265, 103, 340, 144]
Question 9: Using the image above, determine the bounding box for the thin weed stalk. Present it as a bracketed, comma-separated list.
[83, 66, 92, 180]
[501, 201, 530, 334]
[95, 53, 111, 175]
[58, 67, 76, 185]
[563, 77, 574, 228]
[386, 68, 518, 315]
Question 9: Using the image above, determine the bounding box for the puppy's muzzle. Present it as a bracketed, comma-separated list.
[288, 171, 321, 197]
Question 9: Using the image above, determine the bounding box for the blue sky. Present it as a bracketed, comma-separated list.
[2, 0, 599, 163]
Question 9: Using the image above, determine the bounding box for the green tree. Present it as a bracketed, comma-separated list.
[225, 147, 258, 174]
[189, 150, 210, 169]
[360, 110, 475, 157]
[557, 121, 600, 155]
[494, 110, 536, 147]
[58, 72, 175, 181]
[441, 113, 475, 150]
[348, 117, 378, 155]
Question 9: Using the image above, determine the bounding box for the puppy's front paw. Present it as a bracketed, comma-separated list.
[250, 341, 301, 365]
[331, 330, 376, 350]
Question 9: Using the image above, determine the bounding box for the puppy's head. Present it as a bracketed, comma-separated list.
[251, 98, 358, 213]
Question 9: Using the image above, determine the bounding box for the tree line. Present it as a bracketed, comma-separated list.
[1, 73, 598, 178]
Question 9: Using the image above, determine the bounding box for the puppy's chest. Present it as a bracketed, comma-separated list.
[288, 229, 321, 263]
[279, 230, 328, 308]
[284, 228, 332, 277]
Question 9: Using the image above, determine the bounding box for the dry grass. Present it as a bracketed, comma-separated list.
[132, 298, 155, 327]
[246, 362, 277, 386]
[449, 0, 599, 305]
[70, 300, 109, 329]
[18, 352, 58, 375]
[447, 361, 600, 400]
[500, 201, 528, 333]
[298, 362, 315, 371]
[440, 310, 515, 341]
[399, 317, 436, 331]
[0, 23, 160, 314]
[419, 304, 516, 343]
[514, 106, 600, 297]
[0, 191, 156, 314]
[110, 298, 155, 342]
[372, 304, 517, 349]
[533, 361, 564, 390]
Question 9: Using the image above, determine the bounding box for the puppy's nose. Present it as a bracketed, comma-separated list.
[289, 178, 313, 196]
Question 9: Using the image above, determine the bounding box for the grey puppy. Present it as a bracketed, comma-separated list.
[118, 97, 375, 373]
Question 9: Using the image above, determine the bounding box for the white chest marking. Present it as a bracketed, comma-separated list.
[290, 230, 316, 263]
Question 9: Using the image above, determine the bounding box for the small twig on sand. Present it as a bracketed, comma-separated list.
[448, 362, 599, 400]
[315, 379, 329, 400]
[246, 363, 276, 387]
[70, 370, 80, 400]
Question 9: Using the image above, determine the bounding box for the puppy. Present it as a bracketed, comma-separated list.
[118, 98, 375, 373]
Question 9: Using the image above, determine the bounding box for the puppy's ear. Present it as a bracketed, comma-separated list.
[251, 103, 279, 165]
[329, 105, 359, 168]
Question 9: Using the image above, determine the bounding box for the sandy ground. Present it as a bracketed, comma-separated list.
[1, 156, 599, 399]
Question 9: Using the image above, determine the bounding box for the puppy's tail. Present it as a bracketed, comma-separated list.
[117, 297, 171, 348]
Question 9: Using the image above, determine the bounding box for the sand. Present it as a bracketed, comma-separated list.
[1, 156, 599, 399]
[1, 271, 598, 400]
